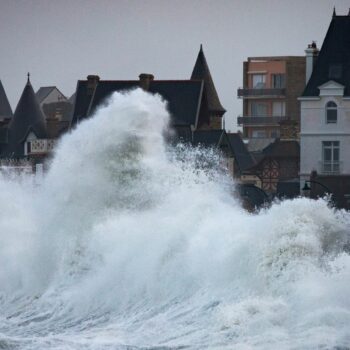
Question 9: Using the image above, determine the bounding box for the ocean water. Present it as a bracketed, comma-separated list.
[0, 89, 350, 349]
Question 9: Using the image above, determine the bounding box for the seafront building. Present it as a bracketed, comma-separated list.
[71, 46, 226, 136]
[237, 56, 305, 151]
[0, 75, 70, 171]
[299, 9, 350, 208]
[1, 47, 249, 180]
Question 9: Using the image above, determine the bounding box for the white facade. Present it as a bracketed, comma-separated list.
[300, 81, 350, 186]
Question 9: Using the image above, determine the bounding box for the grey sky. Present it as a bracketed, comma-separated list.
[0, 0, 349, 131]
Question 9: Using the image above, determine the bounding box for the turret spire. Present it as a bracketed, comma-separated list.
[191, 46, 226, 115]
[333, 6, 336, 17]
[8, 77, 47, 157]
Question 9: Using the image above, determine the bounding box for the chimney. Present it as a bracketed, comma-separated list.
[87, 75, 100, 95]
[139, 73, 154, 91]
[305, 42, 319, 84]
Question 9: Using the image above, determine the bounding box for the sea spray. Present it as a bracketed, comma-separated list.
[0, 89, 349, 349]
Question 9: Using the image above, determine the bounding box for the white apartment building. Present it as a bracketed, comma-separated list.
[300, 11, 350, 200]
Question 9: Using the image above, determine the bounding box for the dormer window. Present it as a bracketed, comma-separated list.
[326, 101, 337, 123]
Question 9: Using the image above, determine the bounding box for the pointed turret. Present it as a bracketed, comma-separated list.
[0, 79, 13, 120]
[302, 10, 350, 97]
[8, 74, 47, 157]
[333, 7, 336, 17]
[191, 45, 226, 116]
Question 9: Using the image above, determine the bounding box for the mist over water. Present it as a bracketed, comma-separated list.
[0, 89, 350, 349]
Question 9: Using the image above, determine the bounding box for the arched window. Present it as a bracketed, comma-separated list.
[326, 101, 337, 123]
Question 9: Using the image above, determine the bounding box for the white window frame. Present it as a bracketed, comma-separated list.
[325, 101, 337, 124]
[322, 141, 340, 173]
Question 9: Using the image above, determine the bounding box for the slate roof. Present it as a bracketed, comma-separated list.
[191, 45, 226, 114]
[71, 79, 203, 128]
[149, 81, 203, 126]
[7, 77, 47, 157]
[192, 129, 225, 146]
[262, 139, 299, 158]
[0, 80, 13, 119]
[68, 92, 76, 104]
[247, 139, 299, 172]
[303, 14, 350, 96]
[226, 133, 255, 172]
[36, 86, 67, 103]
[0, 127, 8, 144]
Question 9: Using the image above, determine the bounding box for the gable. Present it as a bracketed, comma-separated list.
[36, 87, 67, 105]
[318, 80, 345, 96]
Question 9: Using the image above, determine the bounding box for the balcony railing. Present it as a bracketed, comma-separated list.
[237, 116, 289, 126]
[28, 139, 55, 155]
[237, 88, 286, 98]
[319, 161, 342, 175]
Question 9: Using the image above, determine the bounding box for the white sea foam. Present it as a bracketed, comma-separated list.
[0, 89, 349, 349]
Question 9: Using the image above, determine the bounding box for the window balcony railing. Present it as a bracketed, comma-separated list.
[28, 139, 55, 155]
[237, 87, 286, 98]
[237, 116, 289, 126]
[319, 161, 342, 175]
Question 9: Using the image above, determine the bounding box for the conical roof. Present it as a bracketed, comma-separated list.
[303, 13, 350, 97]
[191, 45, 226, 114]
[0, 80, 13, 119]
[8, 74, 47, 157]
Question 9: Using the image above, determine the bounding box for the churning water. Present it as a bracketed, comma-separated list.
[0, 89, 350, 349]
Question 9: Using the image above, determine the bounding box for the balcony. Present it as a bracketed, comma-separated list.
[28, 139, 55, 155]
[237, 87, 286, 98]
[319, 161, 342, 175]
[237, 116, 289, 126]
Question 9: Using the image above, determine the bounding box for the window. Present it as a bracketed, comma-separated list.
[272, 102, 286, 116]
[252, 74, 266, 89]
[322, 141, 340, 173]
[251, 102, 268, 116]
[272, 74, 285, 88]
[326, 101, 337, 123]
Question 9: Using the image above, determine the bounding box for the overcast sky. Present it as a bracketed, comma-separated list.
[0, 0, 349, 131]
